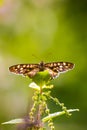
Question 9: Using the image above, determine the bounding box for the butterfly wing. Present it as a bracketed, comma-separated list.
[45, 62, 74, 79]
[9, 64, 40, 78]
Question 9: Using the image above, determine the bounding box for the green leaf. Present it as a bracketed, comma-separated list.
[32, 70, 51, 87]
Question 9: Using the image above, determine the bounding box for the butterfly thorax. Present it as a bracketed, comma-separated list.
[39, 61, 45, 71]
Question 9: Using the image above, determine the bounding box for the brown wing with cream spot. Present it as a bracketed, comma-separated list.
[44, 62, 74, 78]
[9, 64, 39, 78]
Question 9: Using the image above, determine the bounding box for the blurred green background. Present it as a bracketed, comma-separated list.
[0, 0, 87, 130]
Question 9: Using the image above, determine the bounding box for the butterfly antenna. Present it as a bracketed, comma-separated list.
[32, 54, 42, 61]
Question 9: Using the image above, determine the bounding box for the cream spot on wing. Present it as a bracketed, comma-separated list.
[29, 65, 33, 68]
[68, 63, 71, 67]
[15, 68, 18, 71]
[54, 63, 57, 67]
[20, 67, 23, 70]
[58, 63, 60, 66]
[17, 65, 20, 69]
[65, 65, 69, 69]
[63, 62, 66, 66]
[23, 65, 26, 68]
[27, 65, 30, 68]
[59, 65, 63, 68]
[50, 63, 53, 67]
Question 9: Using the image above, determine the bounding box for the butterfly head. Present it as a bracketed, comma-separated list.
[39, 61, 45, 71]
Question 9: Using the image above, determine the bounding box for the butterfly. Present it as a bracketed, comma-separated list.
[9, 61, 74, 79]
